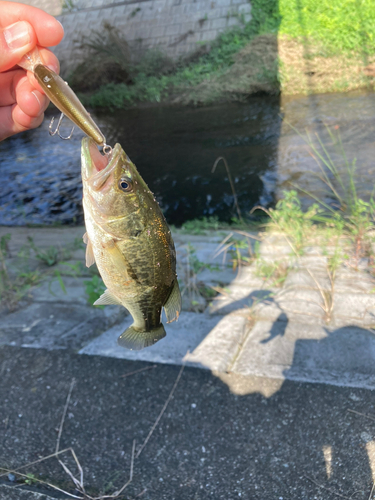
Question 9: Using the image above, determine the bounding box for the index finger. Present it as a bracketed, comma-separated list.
[0, 1, 64, 47]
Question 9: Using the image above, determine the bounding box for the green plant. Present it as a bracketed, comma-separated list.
[27, 237, 70, 267]
[265, 190, 319, 254]
[84, 275, 106, 307]
[279, 0, 375, 55]
[291, 126, 375, 259]
[256, 259, 290, 287]
[24, 473, 38, 485]
[0, 234, 45, 311]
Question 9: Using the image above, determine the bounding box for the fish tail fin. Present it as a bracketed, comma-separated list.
[118, 324, 166, 351]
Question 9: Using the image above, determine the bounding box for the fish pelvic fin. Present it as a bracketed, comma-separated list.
[118, 324, 166, 351]
[164, 279, 182, 323]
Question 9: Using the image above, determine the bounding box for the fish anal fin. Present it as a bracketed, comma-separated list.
[118, 324, 166, 351]
[94, 289, 122, 306]
[163, 279, 182, 323]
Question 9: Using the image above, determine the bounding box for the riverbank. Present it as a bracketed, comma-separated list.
[71, 0, 375, 111]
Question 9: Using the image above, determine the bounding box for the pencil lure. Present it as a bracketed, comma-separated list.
[18, 48, 107, 147]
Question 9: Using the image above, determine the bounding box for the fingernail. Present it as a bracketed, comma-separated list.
[4, 21, 31, 49]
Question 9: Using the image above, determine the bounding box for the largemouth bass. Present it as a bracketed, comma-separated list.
[81, 138, 181, 350]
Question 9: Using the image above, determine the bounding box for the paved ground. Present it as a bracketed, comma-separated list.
[1, 346, 375, 500]
[1, 226, 375, 499]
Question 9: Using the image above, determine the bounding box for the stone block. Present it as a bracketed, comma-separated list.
[80, 312, 222, 367]
[185, 313, 249, 371]
[201, 30, 216, 42]
[209, 17, 227, 30]
[209, 285, 275, 315]
[231, 319, 375, 389]
[214, 0, 232, 6]
[0, 302, 121, 351]
[238, 2, 251, 14]
[165, 23, 181, 36]
[332, 292, 375, 326]
[30, 276, 88, 305]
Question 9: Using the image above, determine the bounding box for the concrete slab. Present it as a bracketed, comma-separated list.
[30, 276, 89, 305]
[232, 320, 375, 389]
[185, 313, 249, 371]
[0, 302, 123, 351]
[208, 285, 275, 315]
[79, 312, 222, 366]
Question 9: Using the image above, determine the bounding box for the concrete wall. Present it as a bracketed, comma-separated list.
[52, 0, 251, 74]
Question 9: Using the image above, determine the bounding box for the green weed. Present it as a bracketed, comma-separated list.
[279, 0, 375, 55]
[84, 275, 106, 307]
[27, 237, 71, 267]
[265, 190, 319, 254]
[255, 260, 289, 287]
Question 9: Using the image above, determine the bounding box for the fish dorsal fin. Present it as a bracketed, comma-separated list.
[163, 279, 182, 323]
[94, 289, 123, 306]
[85, 237, 95, 268]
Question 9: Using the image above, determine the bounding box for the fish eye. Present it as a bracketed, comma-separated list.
[119, 178, 132, 192]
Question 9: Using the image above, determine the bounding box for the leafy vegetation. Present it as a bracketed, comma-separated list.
[84, 274, 106, 307]
[279, 0, 375, 55]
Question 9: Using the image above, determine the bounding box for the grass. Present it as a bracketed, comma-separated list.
[279, 0, 375, 55]
[0, 234, 100, 312]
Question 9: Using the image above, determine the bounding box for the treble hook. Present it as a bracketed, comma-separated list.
[49, 113, 75, 140]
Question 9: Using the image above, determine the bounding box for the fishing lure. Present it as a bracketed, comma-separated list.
[18, 48, 111, 153]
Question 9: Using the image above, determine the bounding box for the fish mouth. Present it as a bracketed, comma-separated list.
[82, 138, 121, 191]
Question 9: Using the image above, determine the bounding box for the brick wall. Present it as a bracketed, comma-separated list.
[52, 0, 251, 75]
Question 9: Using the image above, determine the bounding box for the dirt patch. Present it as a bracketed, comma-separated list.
[278, 35, 375, 95]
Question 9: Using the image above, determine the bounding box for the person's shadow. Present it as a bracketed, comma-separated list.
[260, 312, 288, 344]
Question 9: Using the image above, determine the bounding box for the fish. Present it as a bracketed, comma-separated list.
[81, 137, 182, 351]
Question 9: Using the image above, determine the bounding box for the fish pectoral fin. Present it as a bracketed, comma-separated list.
[84, 236, 96, 268]
[104, 241, 137, 282]
[94, 289, 123, 306]
[118, 324, 166, 351]
[163, 279, 182, 323]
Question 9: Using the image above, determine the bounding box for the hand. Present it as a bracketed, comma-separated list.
[0, 1, 64, 141]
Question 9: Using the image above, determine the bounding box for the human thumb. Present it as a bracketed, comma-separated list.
[0, 21, 36, 72]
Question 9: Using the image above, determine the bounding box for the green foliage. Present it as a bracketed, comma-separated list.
[27, 237, 71, 267]
[227, 238, 254, 271]
[24, 473, 38, 485]
[0, 234, 44, 311]
[84, 275, 106, 307]
[279, 0, 375, 54]
[269, 190, 319, 254]
[255, 259, 289, 287]
[180, 216, 222, 235]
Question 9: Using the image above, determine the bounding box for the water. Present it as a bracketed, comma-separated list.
[1, 91, 375, 226]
